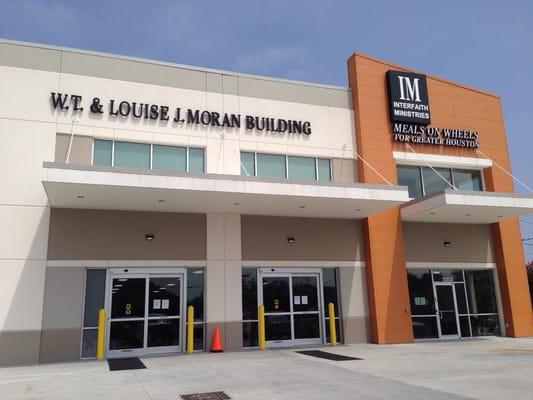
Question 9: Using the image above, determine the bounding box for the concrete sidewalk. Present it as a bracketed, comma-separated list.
[0, 337, 532, 399]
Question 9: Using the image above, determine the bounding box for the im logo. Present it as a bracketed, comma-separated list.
[386, 70, 431, 125]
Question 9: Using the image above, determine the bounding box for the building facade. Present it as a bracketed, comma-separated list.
[0, 39, 532, 365]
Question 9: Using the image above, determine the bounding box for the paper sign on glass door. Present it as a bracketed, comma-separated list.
[294, 296, 301, 305]
[162, 299, 170, 309]
[153, 299, 161, 309]
[301, 296, 308, 305]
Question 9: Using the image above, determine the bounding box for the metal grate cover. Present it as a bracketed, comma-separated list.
[296, 350, 362, 361]
[181, 392, 231, 400]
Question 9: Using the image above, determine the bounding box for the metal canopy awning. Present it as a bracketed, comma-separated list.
[42, 162, 410, 219]
[401, 189, 533, 224]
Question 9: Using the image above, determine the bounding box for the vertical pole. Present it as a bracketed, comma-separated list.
[258, 304, 266, 350]
[328, 302, 337, 346]
[96, 308, 106, 360]
[187, 305, 194, 353]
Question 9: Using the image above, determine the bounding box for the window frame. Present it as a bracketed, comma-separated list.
[241, 151, 332, 182]
[91, 139, 205, 173]
[80, 268, 107, 360]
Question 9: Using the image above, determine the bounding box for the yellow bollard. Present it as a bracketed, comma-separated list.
[258, 304, 266, 350]
[328, 302, 337, 346]
[96, 308, 106, 360]
[187, 305, 194, 353]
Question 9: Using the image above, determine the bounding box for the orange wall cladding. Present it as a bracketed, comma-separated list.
[347, 53, 533, 343]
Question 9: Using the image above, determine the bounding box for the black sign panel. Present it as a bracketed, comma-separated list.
[386, 70, 431, 125]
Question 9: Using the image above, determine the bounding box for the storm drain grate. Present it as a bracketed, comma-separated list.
[296, 350, 362, 361]
[180, 392, 231, 400]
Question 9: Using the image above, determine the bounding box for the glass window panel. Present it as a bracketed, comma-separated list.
[325, 318, 341, 344]
[240, 152, 255, 177]
[317, 158, 331, 181]
[110, 278, 145, 319]
[453, 169, 483, 191]
[422, 166, 453, 195]
[193, 324, 204, 351]
[242, 268, 258, 320]
[322, 269, 339, 318]
[242, 321, 258, 348]
[455, 283, 468, 314]
[187, 268, 204, 322]
[465, 270, 498, 314]
[263, 277, 290, 313]
[292, 276, 319, 312]
[411, 317, 439, 339]
[407, 269, 435, 315]
[109, 320, 144, 350]
[287, 156, 316, 181]
[470, 315, 499, 336]
[93, 140, 112, 166]
[397, 165, 423, 198]
[114, 141, 150, 169]
[152, 145, 186, 172]
[265, 314, 291, 341]
[459, 316, 471, 338]
[188, 148, 204, 173]
[148, 277, 180, 317]
[83, 269, 106, 327]
[147, 318, 180, 347]
[432, 269, 463, 282]
[294, 314, 321, 339]
[81, 328, 98, 358]
[256, 153, 286, 178]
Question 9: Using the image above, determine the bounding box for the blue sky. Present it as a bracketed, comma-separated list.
[1, 0, 532, 259]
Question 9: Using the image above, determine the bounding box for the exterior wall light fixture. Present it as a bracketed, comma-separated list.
[145, 233, 155, 241]
[287, 237, 295, 244]
[443, 241, 451, 248]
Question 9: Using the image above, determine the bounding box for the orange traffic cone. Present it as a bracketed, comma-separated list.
[210, 325, 223, 353]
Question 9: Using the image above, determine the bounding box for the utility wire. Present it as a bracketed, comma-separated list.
[353, 149, 394, 186]
[475, 149, 532, 193]
[404, 143, 457, 190]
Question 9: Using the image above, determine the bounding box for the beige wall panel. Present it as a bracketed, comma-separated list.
[54, 134, 93, 165]
[206, 214, 242, 324]
[39, 328, 81, 363]
[0, 330, 41, 366]
[41, 267, 85, 330]
[0, 66, 59, 123]
[331, 158, 357, 183]
[242, 216, 364, 261]
[0, 260, 47, 331]
[403, 222, 495, 263]
[343, 316, 370, 343]
[47, 209, 206, 260]
[205, 260, 226, 323]
[0, 42, 61, 72]
[339, 267, 368, 317]
[0, 119, 55, 206]
[39, 267, 85, 363]
[0, 206, 50, 260]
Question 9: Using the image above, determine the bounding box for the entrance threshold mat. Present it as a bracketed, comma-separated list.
[108, 357, 147, 371]
[181, 392, 231, 400]
[296, 350, 362, 361]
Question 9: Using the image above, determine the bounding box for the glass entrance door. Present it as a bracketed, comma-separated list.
[259, 271, 322, 347]
[106, 269, 185, 358]
[435, 283, 460, 339]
